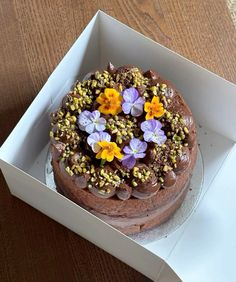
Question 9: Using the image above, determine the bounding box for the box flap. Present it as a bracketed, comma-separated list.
[167, 145, 236, 281]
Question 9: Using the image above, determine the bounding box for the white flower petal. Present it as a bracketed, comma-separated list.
[78, 111, 91, 129]
[87, 132, 100, 146]
[90, 110, 100, 121]
[123, 88, 138, 103]
[99, 132, 111, 142]
[85, 123, 95, 134]
[131, 103, 143, 117]
[143, 131, 154, 142]
[93, 143, 101, 153]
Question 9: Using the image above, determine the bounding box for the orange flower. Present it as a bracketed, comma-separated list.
[144, 96, 165, 120]
[96, 140, 123, 162]
[96, 88, 123, 115]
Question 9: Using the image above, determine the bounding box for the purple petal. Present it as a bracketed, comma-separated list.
[141, 119, 156, 132]
[135, 97, 145, 105]
[131, 103, 143, 117]
[123, 88, 139, 103]
[85, 123, 95, 134]
[129, 138, 147, 153]
[81, 110, 91, 118]
[154, 120, 163, 130]
[143, 131, 154, 142]
[133, 152, 146, 159]
[122, 102, 132, 114]
[122, 155, 136, 169]
[90, 110, 100, 121]
[129, 138, 141, 151]
[123, 146, 133, 155]
[122, 154, 132, 161]
[78, 111, 92, 130]
[152, 134, 167, 145]
[138, 141, 147, 153]
[156, 128, 165, 136]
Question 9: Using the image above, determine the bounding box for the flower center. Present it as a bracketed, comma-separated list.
[104, 144, 114, 153]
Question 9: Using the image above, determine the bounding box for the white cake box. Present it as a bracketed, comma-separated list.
[1, 11, 236, 282]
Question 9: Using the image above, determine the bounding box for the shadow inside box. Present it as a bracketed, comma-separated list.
[196, 124, 234, 198]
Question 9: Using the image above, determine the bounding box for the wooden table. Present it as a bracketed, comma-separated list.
[0, 1, 235, 281]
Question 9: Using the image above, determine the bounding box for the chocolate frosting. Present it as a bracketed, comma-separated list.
[116, 183, 132, 201]
[74, 176, 88, 189]
[163, 170, 177, 188]
[107, 62, 116, 75]
[89, 185, 116, 199]
[131, 164, 160, 199]
[175, 147, 190, 173]
[51, 142, 66, 160]
[143, 70, 159, 85]
[69, 152, 81, 166]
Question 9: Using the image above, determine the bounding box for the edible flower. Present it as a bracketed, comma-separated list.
[95, 140, 123, 162]
[122, 138, 147, 169]
[144, 96, 164, 120]
[122, 88, 145, 117]
[87, 132, 111, 153]
[141, 119, 167, 145]
[96, 88, 123, 115]
[78, 110, 106, 134]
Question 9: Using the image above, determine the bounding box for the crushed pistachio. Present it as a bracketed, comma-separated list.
[131, 166, 151, 186]
[88, 168, 122, 191]
[106, 115, 138, 143]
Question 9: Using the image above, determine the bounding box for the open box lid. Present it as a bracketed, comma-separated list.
[1, 11, 236, 281]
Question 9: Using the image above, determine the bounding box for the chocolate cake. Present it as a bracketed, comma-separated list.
[50, 63, 197, 235]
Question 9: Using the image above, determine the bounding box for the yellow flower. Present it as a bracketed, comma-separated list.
[96, 88, 123, 115]
[144, 96, 165, 120]
[96, 140, 123, 162]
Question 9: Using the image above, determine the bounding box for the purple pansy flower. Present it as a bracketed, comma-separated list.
[122, 88, 145, 117]
[141, 119, 167, 145]
[78, 110, 106, 134]
[122, 138, 147, 169]
[87, 132, 111, 153]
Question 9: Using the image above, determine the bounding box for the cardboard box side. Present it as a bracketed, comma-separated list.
[156, 264, 182, 282]
[99, 12, 236, 142]
[167, 145, 236, 281]
[0, 160, 177, 281]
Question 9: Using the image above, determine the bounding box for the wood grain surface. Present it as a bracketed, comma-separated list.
[0, 1, 235, 281]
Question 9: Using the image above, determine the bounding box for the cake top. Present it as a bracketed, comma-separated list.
[50, 63, 194, 200]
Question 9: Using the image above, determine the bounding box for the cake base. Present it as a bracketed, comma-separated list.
[56, 180, 190, 235]
[95, 181, 190, 235]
